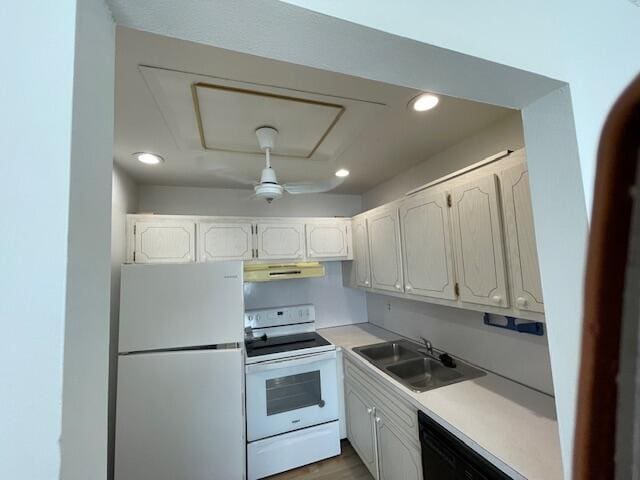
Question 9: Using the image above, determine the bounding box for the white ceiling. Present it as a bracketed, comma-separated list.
[114, 27, 514, 194]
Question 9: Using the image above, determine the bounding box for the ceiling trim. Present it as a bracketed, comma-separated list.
[191, 81, 346, 158]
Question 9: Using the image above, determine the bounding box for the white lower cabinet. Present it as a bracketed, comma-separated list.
[376, 409, 423, 480]
[345, 385, 379, 478]
[345, 358, 422, 480]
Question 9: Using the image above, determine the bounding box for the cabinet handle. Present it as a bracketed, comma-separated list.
[406, 284, 412, 291]
[367, 407, 373, 414]
[492, 295, 502, 304]
[375, 417, 381, 424]
[395, 283, 402, 290]
[516, 297, 528, 307]
[365, 280, 370, 286]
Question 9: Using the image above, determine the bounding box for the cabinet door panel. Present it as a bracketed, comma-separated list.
[500, 164, 544, 313]
[198, 222, 253, 262]
[376, 410, 422, 480]
[306, 223, 350, 259]
[345, 384, 378, 479]
[256, 223, 305, 260]
[134, 221, 196, 264]
[450, 174, 509, 307]
[367, 207, 404, 293]
[400, 189, 456, 300]
[353, 218, 372, 288]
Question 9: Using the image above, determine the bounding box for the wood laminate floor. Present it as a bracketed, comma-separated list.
[265, 440, 374, 480]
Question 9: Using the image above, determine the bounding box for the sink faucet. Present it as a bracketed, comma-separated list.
[419, 336, 434, 356]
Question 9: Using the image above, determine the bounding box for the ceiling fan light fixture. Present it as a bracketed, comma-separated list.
[134, 152, 164, 165]
[409, 93, 439, 112]
[335, 169, 350, 178]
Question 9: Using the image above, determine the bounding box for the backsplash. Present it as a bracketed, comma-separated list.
[366, 293, 554, 395]
[243, 262, 367, 329]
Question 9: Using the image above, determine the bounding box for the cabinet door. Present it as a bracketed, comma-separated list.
[375, 410, 423, 480]
[499, 164, 544, 313]
[352, 217, 372, 288]
[197, 222, 254, 262]
[400, 189, 456, 300]
[367, 207, 404, 293]
[133, 220, 196, 264]
[450, 174, 509, 307]
[306, 222, 350, 259]
[345, 383, 378, 479]
[256, 223, 305, 260]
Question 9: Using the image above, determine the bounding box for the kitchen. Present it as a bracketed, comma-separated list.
[111, 26, 562, 480]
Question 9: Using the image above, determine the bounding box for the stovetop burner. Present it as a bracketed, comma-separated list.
[245, 332, 331, 358]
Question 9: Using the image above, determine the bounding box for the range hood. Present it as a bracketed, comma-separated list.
[244, 262, 325, 282]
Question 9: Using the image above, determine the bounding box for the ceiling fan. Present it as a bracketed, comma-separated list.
[203, 126, 347, 203]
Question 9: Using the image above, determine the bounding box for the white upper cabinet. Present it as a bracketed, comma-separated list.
[305, 222, 351, 259]
[400, 188, 456, 300]
[352, 216, 372, 288]
[256, 222, 305, 260]
[449, 174, 509, 308]
[499, 164, 545, 313]
[133, 220, 196, 264]
[197, 222, 254, 262]
[367, 206, 404, 293]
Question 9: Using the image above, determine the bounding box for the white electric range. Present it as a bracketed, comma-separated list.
[244, 304, 340, 480]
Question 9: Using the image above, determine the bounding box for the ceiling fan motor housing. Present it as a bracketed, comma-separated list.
[254, 183, 283, 203]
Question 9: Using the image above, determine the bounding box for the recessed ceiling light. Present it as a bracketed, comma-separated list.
[134, 152, 164, 165]
[335, 169, 350, 178]
[410, 93, 439, 112]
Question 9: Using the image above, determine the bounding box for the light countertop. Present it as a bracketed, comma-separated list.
[318, 323, 563, 480]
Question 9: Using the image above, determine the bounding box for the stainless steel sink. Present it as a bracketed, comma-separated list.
[353, 340, 486, 392]
[355, 342, 421, 365]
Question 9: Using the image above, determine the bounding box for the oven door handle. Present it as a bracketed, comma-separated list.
[245, 350, 337, 374]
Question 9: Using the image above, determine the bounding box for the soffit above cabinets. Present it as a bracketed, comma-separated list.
[140, 66, 386, 162]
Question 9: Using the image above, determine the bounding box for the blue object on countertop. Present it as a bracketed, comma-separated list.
[483, 313, 544, 336]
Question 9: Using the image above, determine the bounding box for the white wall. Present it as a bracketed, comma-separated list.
[137, 184, 361, 217]
[363, 111, 524, 209]
[138, 184, 368, 327]
[60, 1, 115, 478]
[361, 113, 554, 394]
[0, 2, 77, 478]
[108, 166, 138, 480]
[367, 295, 554, 394]
[281, 0, 640, 216]
[244, 263, 367, 329]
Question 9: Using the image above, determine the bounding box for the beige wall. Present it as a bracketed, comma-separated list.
[109, 165, 139, 480]
[138, 185, 361, 218]
[362, 112, 554, 395]
[363, 111, 524, 210]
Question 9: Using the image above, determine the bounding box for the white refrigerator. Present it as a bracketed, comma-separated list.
[115, 262, 245, 480]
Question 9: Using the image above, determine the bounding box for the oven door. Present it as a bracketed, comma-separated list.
[245, 350, 338, 441]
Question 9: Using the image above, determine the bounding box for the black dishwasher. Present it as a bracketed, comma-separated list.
[418, 411, 512, 479]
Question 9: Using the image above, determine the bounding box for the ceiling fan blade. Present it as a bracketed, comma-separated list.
[197, 160, 258, 186]
[283, 176, 345, 195]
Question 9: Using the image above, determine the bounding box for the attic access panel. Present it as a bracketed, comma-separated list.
[139, 66, 386, 163]
[192, 83, 344, 158]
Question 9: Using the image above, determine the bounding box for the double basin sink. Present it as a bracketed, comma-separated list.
[353, 340, 486, 393]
